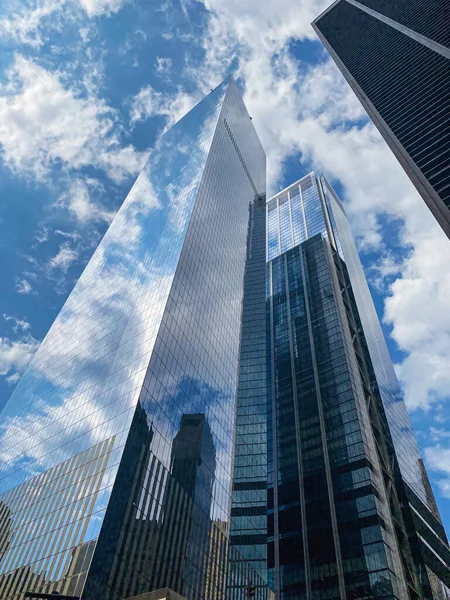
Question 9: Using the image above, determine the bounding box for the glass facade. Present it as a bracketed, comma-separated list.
[355, 0, 450, 48]
[313, 0, 450, 240]
[230, 191, 267, 581]
[266, 173, 327, 262]
[267, 174, 450, 599]
[321, 175, 450, 598]
[0, 77, 270, 600]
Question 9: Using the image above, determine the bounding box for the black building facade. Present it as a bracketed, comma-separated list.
[230, 193, 268, 582]
[313, 0, 450, 239]
[266, 173, 450, 600]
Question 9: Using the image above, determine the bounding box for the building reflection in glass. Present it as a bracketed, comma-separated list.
[0, 76, 270, 600]
[266, 173, 450, 600]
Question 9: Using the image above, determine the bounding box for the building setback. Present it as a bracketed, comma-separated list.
[0, 77, 269, 600]
[266, 173, 450, 600]
[312, 0, 450, 239]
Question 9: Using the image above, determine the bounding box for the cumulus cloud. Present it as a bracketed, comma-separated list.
[156, 57, 172, 73]
[1, 316, 38, 383]
[384, 222, 450, 411]
[0, 54, 145, 182]
[0, 334, 40, 384]
[6, 372, 21, 385]
[57, 178, 115, 224]
[16, 240, 80, 296]
[15, 278, 33, 295]
[129, 85, 196, 128]
[0, 0, 64, 47]
[15, 180, 112, 296]
[48, 242, 79, 273]
[424, 445, 450, 499]
[369, 250, 405, 292]
[200, 0, 329, 58]
[78, 0, 128, 17]
[3, 314, 31, 334]
[0, 0, 127, 47]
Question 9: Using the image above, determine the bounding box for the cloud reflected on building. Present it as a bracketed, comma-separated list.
[0, 77, 270, 600]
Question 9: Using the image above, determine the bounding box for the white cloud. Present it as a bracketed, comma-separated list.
[34, 227, 50, 244]
[384, 223, 450, 411]
[0, 0, 64, 47]
[15, 278, 33, 295]
[428, 428, 450, 443]
[424, 445, 450, 499]
[156, 56, 172, 73]
[0, 0, 127, 47]
[189, 0, 364, 188]
[200, 0, 329, 62]
[0, 335, 40, 382]
[129, 86, 162, 123]
[0, 316, 36, 383]
[0, 54, 145, 182]
[368, 251, 405, 292]
[129, 85, 196, 128]
[15, 242, 81, 296]
[6, 372, 21, 385]
[296, 59, 366, 128]
[78, 0, 127, 17]
[3, 314, 31, 334]
[55, 229, 81, 241]
[58, 178, 115, 224]
[14, 180, 111, 297]
[48, 242, 79, 273]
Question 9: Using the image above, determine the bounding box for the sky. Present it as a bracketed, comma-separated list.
[0, 0, 449, 533]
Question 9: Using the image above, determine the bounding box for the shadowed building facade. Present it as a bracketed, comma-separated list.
[229, 179, 268, 585]
[0, 77, 269, 600]
[313, 0, 450, 239]
[266, 173, 450, 600]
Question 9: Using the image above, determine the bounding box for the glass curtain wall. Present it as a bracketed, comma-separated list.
[0, 78, 271, 600]
[266, 173, 450, 600]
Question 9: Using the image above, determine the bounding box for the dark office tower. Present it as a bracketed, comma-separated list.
[267, 173, 450, 600]
[0, 77, 270, 600]
[230, 190, 268, 581]
[312, 0, 450, 239]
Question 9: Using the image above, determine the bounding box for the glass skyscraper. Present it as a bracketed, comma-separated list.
[0, 77, 270, 600]
[266, 173, 450, 599]
[1, 72, 449, 600]
[312, 0, 450, 239]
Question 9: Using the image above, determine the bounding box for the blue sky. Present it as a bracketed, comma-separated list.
[0, 0, 449, 533]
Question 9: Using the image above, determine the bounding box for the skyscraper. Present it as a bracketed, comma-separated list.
[230, 183, 268, 583]
[312, 0, 450, 239]
[0, 77, 270, 600]
[267, 173, 450, 599]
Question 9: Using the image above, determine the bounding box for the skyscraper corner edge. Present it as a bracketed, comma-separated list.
[312, 0, 450, 240]
[0, 78, 268, 600]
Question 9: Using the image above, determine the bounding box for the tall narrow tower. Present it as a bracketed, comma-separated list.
[0, 77, 269, 600]
[313, 0, 450, 239]
[266, 173, 450, 600]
